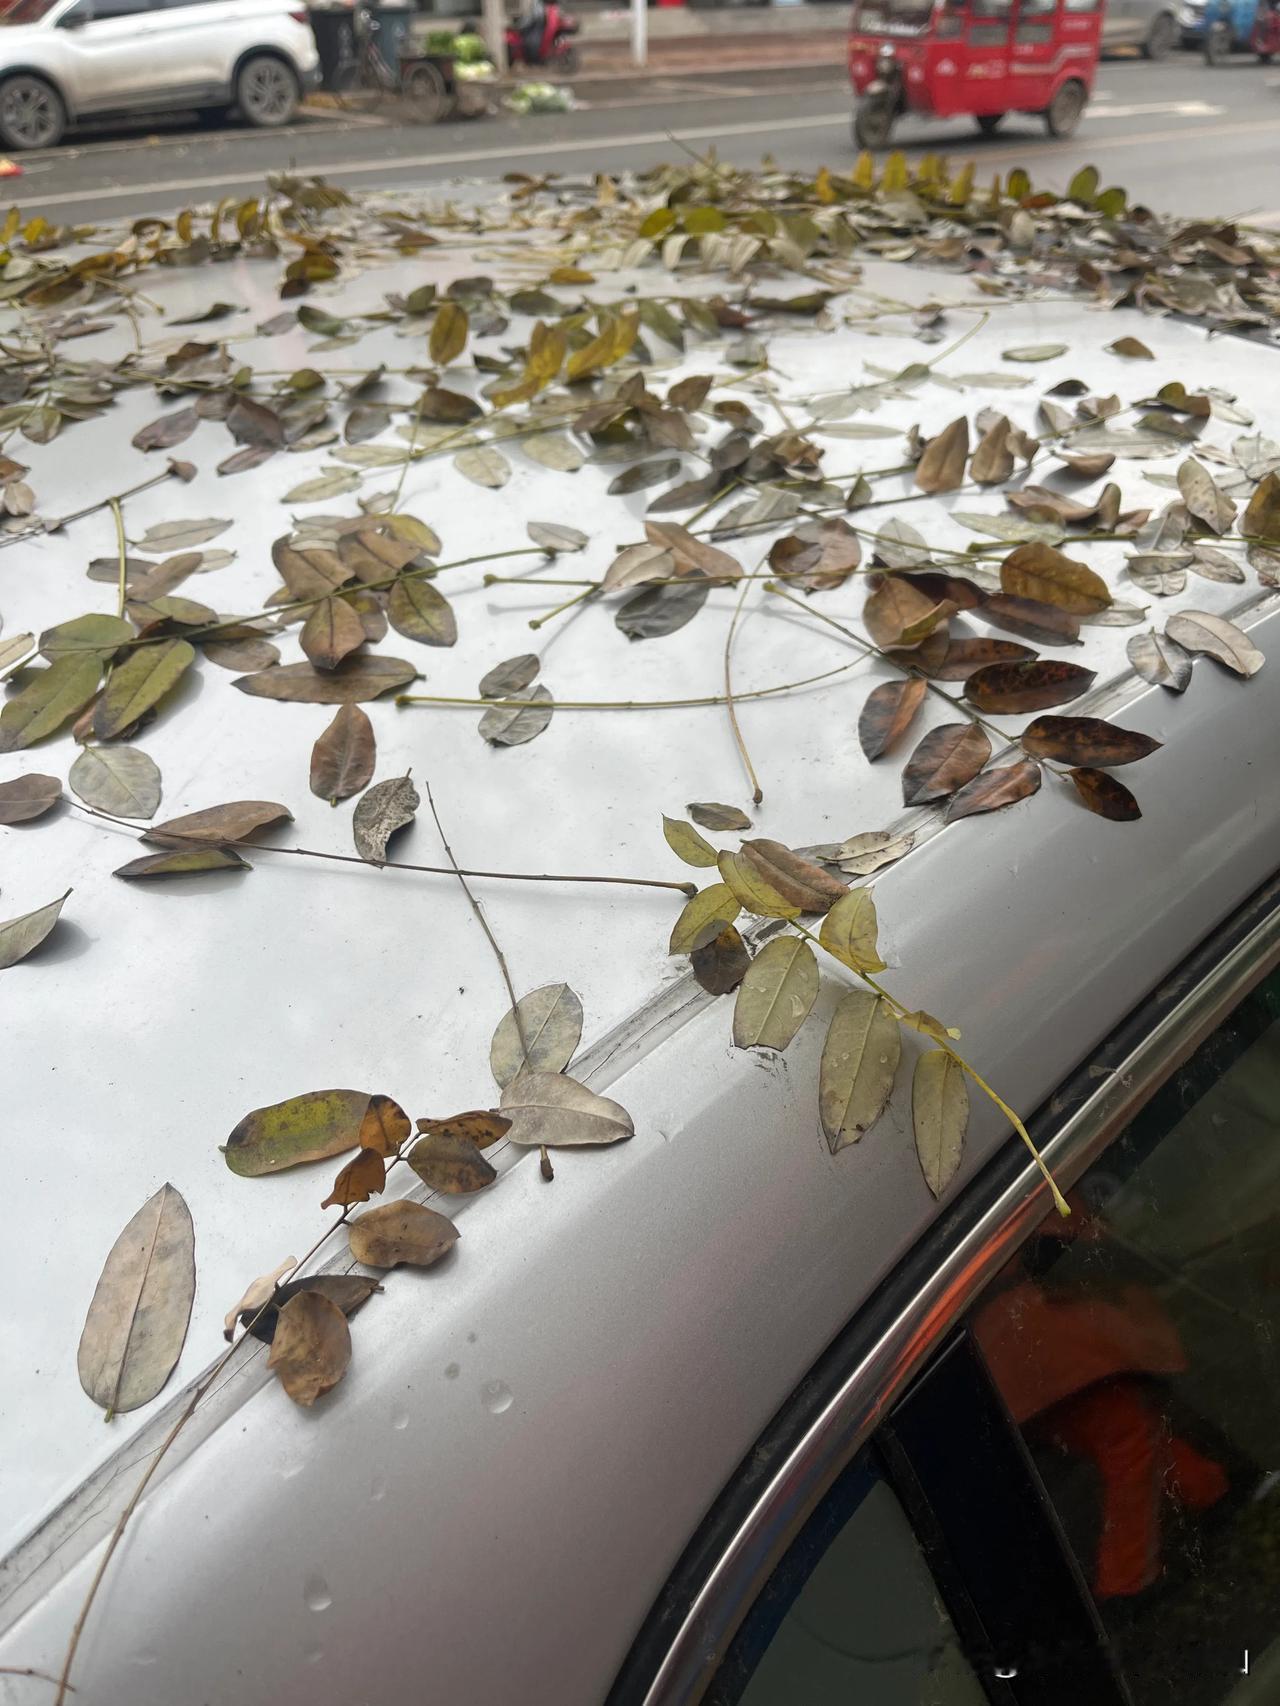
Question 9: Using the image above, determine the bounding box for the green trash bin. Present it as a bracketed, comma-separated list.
[367, 3, 414, 66]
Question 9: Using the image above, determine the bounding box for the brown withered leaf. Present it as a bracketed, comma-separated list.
[965, 660, 1096, 714]
[203, 637, 280, 673]
[691, 924, 750, 996]
[359, 1094, 412, 1156]
[688, 801, 752, 831]
[227, 395, 285, 448]
[338, 529, 421, 586]
[768, 518, 861, 592]
[348, 1201, 460, 1269]
[147, 799, 291, 847]
[416, 1110, 511, 1150]
[1005, 486, 1099, 526]
[858, 677, 926, 761]
[310, 704, 376, 803]
[500, 1070, 634, 1148]
[901, 723, 992, 805]
[271, 539, 352, 600]
[267, 1291, 351, 1407]
[1056, 451, 1116, 478]
[387, 576, 457, 647]
[1165, 610, 1264, 678]
[1126, 629, 1193, 692]
[115, 847, 250, 880]
[132, 407, 199, 452]
[740, 839, 848, 913]
[479, 685, 555, 745]
[1177, 459, 1235, 536]
[914, 417, 969, 493]
[479, 654, 540, 698]
[234, 655, 417, 704]
[1070, 767, 1141, 822]
[320, 1147, 386, 1210]
[912, 634, 1036, 681]
[970, 416, 1015, 485]
[643, 520, 741, 581]
[406, 1132, 497, 1194]
[77, 1182, 195, 1416]
[864, 577, 951, 651]
[353, 773, 418, 865]
[241, 1274, 381, 1345]
[977, 595, 1081, 647]
[944, 760, 1042, 823]
[1020, 716, 1161, 767]
[0, 773, 61, 824]
[1000, 543, 1111, 614]
[300, 596, 366, 671]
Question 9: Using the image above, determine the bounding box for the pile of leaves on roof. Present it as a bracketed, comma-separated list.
[1, 151, 1277, 1692]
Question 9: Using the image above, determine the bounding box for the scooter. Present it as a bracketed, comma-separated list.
[1203, 0, 1280, 60]
[506, 0, 581, 70]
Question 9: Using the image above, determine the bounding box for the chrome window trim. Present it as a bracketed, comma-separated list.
[641, 896, 1280, 1706]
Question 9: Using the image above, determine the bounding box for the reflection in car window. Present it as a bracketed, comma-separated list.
[708, 1456, 986, 1705]
[973, 969, 1280, 1706]
[1, 0, 64, 23]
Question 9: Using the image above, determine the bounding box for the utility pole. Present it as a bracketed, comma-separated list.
[482, 0, 508, 73]
[631, 0, 647, 66]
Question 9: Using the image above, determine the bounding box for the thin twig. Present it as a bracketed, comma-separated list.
[722, 572, 762, 805]
[65, 798, 695, 896]
[0, 1668, 72, 1690]
[109, 498, 127, 621]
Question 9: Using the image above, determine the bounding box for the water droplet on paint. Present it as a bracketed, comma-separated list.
[481, 1379, 513, 1415]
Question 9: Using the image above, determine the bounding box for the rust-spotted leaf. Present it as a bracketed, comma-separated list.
[1020, 716, 1161, 766]
[965, 660, 1096, 714]
[406, 1132, 497, 1194]
[416, 1110, 511, 1150]
[353, 773, 418, 865]
[358, 1094, 411, 1156]
[348, 1200, 460, 1269]
[224, 1088, 373, 1177]
[1070, 767, 1141, 821]
[901, 723, 992, 805]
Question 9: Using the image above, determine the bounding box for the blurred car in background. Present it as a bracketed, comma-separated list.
[1101, 0, 1180, 54]
[0, 0, 319, 149]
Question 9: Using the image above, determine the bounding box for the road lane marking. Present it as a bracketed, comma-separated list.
[1087, 99, 1224, 117]
[17, 110, 1276, 212]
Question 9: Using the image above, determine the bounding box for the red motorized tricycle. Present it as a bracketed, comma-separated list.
[849, 0, 1101, 150]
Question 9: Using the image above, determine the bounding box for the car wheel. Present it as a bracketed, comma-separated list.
[1044, 78, 1086, 137]
[975, 112, 1005, 135]
[853, 100, 894, 150]
[236, 54, 299, 128]
[1142, 11, 1177, 56]
[0, 73, 65, 151]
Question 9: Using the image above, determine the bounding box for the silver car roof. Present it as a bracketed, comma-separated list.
[1, 210, 1277, 1701]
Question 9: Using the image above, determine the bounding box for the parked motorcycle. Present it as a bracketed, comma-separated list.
[506, 0, 580, 69]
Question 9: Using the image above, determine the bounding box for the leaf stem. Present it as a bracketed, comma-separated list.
[110, 498, 128, 621]
[722, 570, 762, 804]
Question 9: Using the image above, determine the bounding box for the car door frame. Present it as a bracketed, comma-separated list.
[608, 868, 1280, 1706]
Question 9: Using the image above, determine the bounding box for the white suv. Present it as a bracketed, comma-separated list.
[0, 0, 320, 149]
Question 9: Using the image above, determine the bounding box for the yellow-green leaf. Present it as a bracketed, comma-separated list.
[669, 883, 742, 955]
[818, 888, 886, 974]
[662, 815, 717, 868]
[819, 991, 900, 1153]
[731, 936, 818, 1052]
[912, 1050, 968, 1197]
[94, 638, 195, 739]
[717, 849, 801, 920]
[0, 655, 100, 752]
[429, 301, 468, 366]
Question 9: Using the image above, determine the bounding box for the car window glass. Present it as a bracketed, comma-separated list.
[67, 0, 156, 18]
[1019, 0, 1057, 15]
[972, 968, 1280, 1706]
[708, 1455, 987, 1706]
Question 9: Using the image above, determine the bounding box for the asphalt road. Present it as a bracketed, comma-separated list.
[6, 54, 1280, 225]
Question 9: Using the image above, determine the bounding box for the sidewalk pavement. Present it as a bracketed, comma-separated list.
[568, 2, 846, 71]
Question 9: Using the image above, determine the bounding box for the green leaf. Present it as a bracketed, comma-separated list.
[94, 638, 194, 740]
[818, 889, 886, 974]
[662, 815, 718, 868]
[223, 1088, 375, 1177]
[819, 991, 900, 1153]
[912, 1050, 968, 1196]
[717, 849, 800, 920]
[38, 613, 133, 660]
[0, 655, 101, 752]
[731, 936, 818, 1052]
[114, 847, 251, 880]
